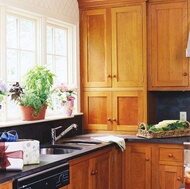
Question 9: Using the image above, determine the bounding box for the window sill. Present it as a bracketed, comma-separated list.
[0, 113, 83, 128]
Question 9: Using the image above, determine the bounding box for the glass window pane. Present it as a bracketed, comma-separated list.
[47, 26, 53, 54]
[55, 28, 67, 56]
[20, 19, 35, 50]
[7, 49, 18, 81]
[7, 16, 18, 48]
[55, 56, 67, 83]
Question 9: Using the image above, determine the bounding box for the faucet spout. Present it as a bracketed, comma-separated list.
[51, 124, 78, 144]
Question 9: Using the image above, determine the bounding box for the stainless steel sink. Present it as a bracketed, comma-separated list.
[61, 141, 102, 146]
[40, 145, 82, 155]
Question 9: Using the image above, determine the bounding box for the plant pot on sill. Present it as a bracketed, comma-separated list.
[20, 105, 47, 121]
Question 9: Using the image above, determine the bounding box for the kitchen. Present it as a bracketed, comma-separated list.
[0, 0, 190, 188]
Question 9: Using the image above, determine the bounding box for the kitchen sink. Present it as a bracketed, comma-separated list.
[40, 145, 82, 155]
[61, 141, 102, 146]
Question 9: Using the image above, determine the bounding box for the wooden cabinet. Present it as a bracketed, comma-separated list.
[83, 90, 144, 134]
[158, 144, 184, 189]
[148, 0, 189, 90]
[80, 8, 111, 88]
[68, 147, 113, 189]
[79, 0, 147, 134]
[125, 142, 184, 189]
[125, 143, 152, 189]
[0, 181, 12, 189]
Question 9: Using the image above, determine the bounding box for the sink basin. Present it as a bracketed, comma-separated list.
[61, 141, 102, 146]
[40, 145, 82, 155]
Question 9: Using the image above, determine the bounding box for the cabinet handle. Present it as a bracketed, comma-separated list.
[112, 75, 116, 78]
[112, 118, 116, 121]
[145, 157, 149, 161]
[95, 170, 98, 174]
[91, 171, 95, 175]
[177, 177, 181, 181]
[168, 154, 173, 158]
[107, 74, 111, 78]
[183, 72, 188, 76]
[107, 118, 111, 121]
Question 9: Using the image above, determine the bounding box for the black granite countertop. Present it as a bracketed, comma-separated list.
[0, 134, 189, 184]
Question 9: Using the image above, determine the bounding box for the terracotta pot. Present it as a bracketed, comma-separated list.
[20, 105, 47, 121]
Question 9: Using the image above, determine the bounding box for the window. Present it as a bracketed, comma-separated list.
[6, 13, 38, 120]
[0, 6, 78, 122]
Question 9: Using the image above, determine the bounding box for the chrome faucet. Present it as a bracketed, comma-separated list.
[51, 124, 78, 145]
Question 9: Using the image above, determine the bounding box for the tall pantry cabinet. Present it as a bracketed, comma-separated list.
[78, 0, 147, 134]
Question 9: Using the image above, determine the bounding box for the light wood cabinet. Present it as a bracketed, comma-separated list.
[68, 147, 113, 189]
[125, 142, 184, 189]
[158, 144, 184, 189]
[79, 0, 147, 134]
[80, 8, 111, 88]
[148, 0, 189, 90]
[83, 90, 144, 134]
[0, 181, 12, 189]
[125, 143, 152, 189]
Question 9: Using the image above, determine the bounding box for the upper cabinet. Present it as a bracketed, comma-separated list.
[80, 1, 146, 88]
[148, 0, 189, 90]
[80, 9, 111, 88]
[111, 5, 145, 87]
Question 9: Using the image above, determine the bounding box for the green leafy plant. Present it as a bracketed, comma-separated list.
[9, 65, 56, 116]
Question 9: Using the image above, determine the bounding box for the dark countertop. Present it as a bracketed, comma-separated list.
[0, 134, 189, 184]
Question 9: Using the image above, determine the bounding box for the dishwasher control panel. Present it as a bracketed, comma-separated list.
[13, 163, 69, 189]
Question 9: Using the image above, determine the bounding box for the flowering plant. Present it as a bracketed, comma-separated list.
[0, 79, 7, 104]
[57, 83, 77, 105]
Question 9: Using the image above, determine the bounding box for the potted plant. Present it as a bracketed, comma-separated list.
[56, 83, 77, 116]
[9, 65, 55, 120]
[0, 79, 7, 109]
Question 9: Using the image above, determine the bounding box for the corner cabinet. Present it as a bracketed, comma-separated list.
[148, 0, 189, 90]
[79, 0, 147, 134]
[125, 142, 184, 189]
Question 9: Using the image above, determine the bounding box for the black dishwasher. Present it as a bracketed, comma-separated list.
[13, 163, 69, 189]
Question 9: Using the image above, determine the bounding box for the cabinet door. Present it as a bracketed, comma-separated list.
[149, 2, 188, 89]
[125, 144, 151, 189]
[90, 152, 111, 189]
[110, 146, 124, 189]
[83, 91, 112, 131]
[112, 91, 144, 133]
[111, 4, 146, 87]
[80, 9, 111, 88]
[159, 165, 183, 189]
[0, 181, 12, 189]
[68, 160, 90, 189]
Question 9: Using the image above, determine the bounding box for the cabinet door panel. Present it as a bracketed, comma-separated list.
[150, 2, 188, 88]
[125, 144, 151, 189]
[112, 91, 144, 132]
[81, 9, 111, 87]
[83, 91, 112, 131]
[68, 161, 90, 189]
[111, 5, 145, 87]
[159, 165, 183, 189]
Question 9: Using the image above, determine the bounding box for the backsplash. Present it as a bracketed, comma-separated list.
[155, 91, 190, 122]
[0, 115, 83, 144]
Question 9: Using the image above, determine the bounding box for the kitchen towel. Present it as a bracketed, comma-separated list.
[91, 135, 126, 151]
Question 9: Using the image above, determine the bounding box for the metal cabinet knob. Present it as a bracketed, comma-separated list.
[177, 177, 181, 181]
[112, 118, 116, 121]
[183, 72, 188, 76]
[145, 157, 149, 161]
[107, 74, 111, 78]
[107, 118, 111, 121]
[112, 75, 116, 78]
[91, 171, 95, 175]
[168, 154, 173, 158]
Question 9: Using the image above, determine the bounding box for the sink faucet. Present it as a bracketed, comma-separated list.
[51, 124, 78, 145]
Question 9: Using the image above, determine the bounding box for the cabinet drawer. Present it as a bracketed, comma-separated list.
[159, 148, 183, 163]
